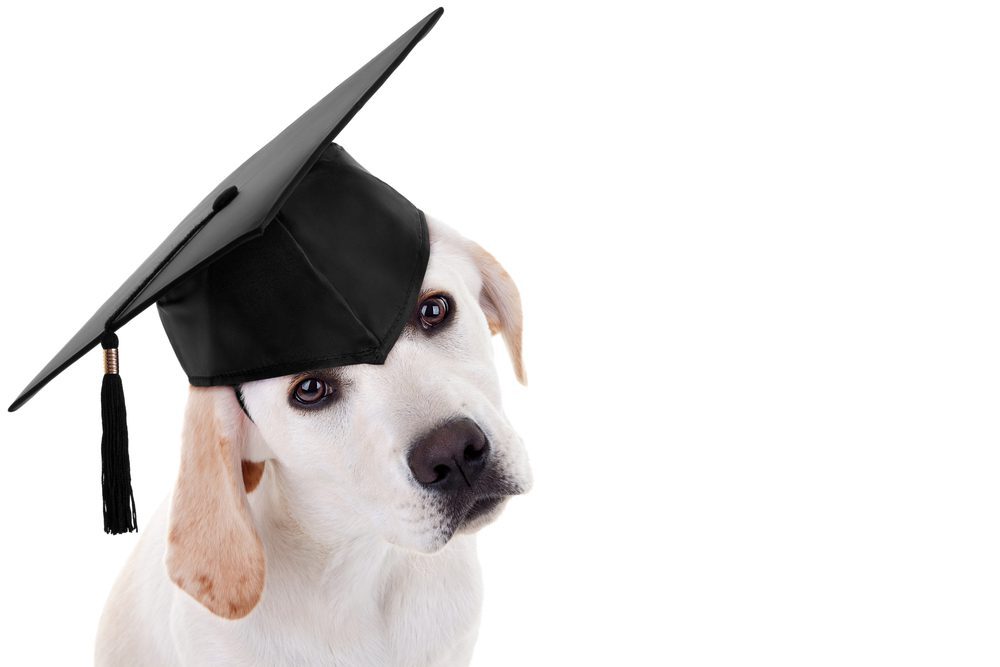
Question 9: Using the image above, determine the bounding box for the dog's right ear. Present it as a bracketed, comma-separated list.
[166, 386, 265, 620]
[467, 241, 527, 385]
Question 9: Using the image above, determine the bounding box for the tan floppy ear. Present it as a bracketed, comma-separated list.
[166, 386, 265, 620]
[468, 242, 527, 385]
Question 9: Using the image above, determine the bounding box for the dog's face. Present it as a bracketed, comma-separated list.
[165, 217, 531, 619]
[238, 217, 532, 552]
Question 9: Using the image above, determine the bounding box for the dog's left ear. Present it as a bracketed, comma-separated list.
[467, 241, 527, 384]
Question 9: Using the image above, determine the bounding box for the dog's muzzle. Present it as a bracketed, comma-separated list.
[407, 417, 514, 526]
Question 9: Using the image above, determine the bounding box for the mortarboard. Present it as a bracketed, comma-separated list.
[7, 8, 444, 534]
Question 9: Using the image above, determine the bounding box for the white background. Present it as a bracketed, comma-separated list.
[1, 1, 999, 665]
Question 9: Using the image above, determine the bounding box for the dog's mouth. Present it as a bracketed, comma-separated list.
[433, 469, 524, 539]
[464, 496, 504, 523]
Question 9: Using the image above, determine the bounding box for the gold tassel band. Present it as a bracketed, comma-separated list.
[103, 347, 119, 375]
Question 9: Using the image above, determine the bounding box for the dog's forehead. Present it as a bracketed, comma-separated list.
[423, 223, 481, 297]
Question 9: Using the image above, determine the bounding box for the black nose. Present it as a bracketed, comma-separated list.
[408, 418, 490, 491]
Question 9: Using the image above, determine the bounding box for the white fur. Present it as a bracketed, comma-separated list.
[95, 217, 531, 666]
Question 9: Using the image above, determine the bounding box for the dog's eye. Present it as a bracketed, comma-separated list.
[418, 294, 451, 330]
[292, 378, 333, 406]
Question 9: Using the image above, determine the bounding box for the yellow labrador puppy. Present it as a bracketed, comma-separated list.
[95, 217, 531, 666]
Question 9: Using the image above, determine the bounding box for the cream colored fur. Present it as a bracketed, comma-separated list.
[95, 217, 531, 666]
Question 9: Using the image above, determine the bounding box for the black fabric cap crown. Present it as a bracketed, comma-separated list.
[158, 143, 428, 386]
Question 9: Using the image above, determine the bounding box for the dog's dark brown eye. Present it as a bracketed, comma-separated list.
[293, 378, 332, 406]
[418, 294, 451, 330]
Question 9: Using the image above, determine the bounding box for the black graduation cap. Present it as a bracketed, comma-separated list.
[7, 8, 444, 534]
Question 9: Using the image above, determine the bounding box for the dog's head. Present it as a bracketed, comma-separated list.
[165, 217, 531, 618]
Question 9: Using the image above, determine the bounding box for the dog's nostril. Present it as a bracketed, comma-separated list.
[432, 463, 451, 483]
[463, 442, 485, 462]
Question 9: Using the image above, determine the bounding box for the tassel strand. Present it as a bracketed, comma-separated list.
[100, 332, 137, 534]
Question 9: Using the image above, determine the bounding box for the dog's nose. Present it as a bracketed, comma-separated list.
[408, 418, 490, 491]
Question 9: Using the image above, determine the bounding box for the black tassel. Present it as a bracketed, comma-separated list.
[100, 332, 137, 534]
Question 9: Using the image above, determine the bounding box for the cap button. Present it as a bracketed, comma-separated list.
[212, 185, 239, 212]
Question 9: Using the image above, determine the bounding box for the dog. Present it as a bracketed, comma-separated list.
[95, 216, 532, 666]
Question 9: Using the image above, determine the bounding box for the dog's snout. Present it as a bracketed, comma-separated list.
[408, 418, 490, 491]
